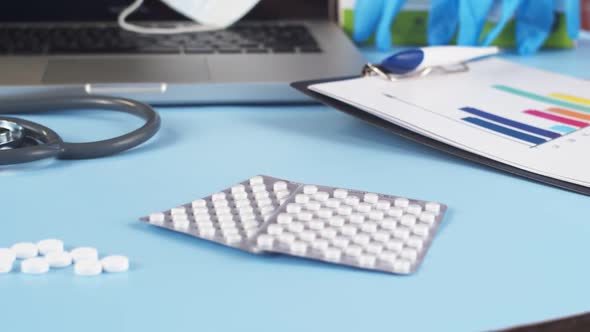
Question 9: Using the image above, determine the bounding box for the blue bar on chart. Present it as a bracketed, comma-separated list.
[550, 125, 576, 134]
[462, 117, 547, 145]
[459, 107, 561, 139]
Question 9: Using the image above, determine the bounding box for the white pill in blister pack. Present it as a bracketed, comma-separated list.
[419, 212, 436, 225]
[344, 196, 360, 206]
[303, 185, 318, 195]
[286, 203, 302, 214]
[394, 198, 410, 208]
[253, 183, 447, 275]
[141, 175, 447, 276]
[277, 214, 293, 224]
[364, 193, 379, 204]
[314, 192, 330, 202]
[400, 214, 417, 227]
[325, 198, 341, 208]
[273, 181, 288, 192]
[171, 207, 186, 215]
[295, 194, 309, 204]
[333, 189, 348, 199]
[376, 200, 391, 210]
[140, 175, 299, 253]
[388, 207, 404, 218]
[305, 201, 321, 211]
[297, 212, 313, 222]
[425, 202, 441, 213]
[192, 199, 207, 208]
[407, 204, 423, 215]
[250, 176, 264, 185]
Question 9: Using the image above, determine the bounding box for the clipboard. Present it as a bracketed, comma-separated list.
[291, 77, 590, 196]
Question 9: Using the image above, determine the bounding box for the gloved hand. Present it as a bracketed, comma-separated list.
[352, 0, 407, 51]
[352, 0, 581, 55]
[477, 0, 554, 55]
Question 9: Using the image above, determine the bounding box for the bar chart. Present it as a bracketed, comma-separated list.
[459, 85, 590, 146]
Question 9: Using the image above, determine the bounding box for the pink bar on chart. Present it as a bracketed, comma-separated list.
[524, 110, 589, 128]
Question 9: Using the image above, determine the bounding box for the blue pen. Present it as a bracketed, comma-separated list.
[380, 46, 500, 75]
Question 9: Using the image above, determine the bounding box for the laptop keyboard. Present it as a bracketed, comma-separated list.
[0, 23, 322, 55]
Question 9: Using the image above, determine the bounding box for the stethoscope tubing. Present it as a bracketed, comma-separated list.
[0, 95, 160, 165]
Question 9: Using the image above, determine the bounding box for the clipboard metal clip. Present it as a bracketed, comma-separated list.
[362, 62, 469, 82]
[361, 46, 499, 82]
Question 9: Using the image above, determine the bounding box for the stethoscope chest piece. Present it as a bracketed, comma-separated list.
[0, 119, 24, 149]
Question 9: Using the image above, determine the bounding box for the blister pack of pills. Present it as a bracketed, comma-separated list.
[251, 184, 446, 274]
[141, 175, 299, 252]
[141, 175, 447, 275]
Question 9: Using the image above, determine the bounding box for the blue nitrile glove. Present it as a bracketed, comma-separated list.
[515, 0, 554, 55]
[427, 0, 459, 45]
[457, 0, 495, 45]
[481, 0, 523, 46]
[353, 0, 385, 43]
[353, 0, 407, 51]
[375, 0, 408, 51]
[565, 0, 581, 40]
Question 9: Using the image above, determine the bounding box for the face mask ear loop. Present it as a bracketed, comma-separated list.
[118, 0, 226, 34]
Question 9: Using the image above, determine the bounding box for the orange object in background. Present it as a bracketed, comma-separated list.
[583, 0, 590, 30]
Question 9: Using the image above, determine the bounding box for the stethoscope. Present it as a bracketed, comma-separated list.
[0, 95, 160, 165]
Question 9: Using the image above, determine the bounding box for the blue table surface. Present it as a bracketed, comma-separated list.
[2, 40, 590, 332]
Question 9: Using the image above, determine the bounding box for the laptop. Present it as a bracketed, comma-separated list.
[0, 0, 365, 104]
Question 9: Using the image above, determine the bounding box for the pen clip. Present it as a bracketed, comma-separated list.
[362, 62, 469, 81]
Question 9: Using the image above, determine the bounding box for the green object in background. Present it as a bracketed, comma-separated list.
[342, 9, 575, 49]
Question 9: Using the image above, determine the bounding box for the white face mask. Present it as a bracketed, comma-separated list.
[118, 0, 261, 34]
[161, 0, 260, 28]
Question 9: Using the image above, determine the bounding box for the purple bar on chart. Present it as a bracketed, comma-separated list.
[524, 110, 589, 128]
[460, 107, 561, 139]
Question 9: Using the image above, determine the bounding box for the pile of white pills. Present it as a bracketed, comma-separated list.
[141, 175, 447, 275]
[0, 239, 129, 276]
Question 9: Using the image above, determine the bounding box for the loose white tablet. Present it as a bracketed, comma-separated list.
[11, 242, 38, 259]
[37, 239, 64, 256]
[74, 259, 103, 276]
[101, 255, 130, 273]
[71, 247, 99, 262]
[0, 259, 13, 273]
[45, 251, 73, 268]
[0, 248, 16, 263]
[21, 257, 50, 274]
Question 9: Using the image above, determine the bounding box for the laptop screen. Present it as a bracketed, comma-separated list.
[0, 0, 332, 22]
